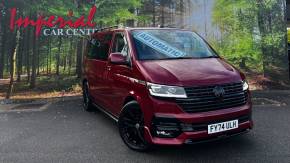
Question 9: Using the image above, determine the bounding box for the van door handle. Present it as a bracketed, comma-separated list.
[107, 66, 111, 71]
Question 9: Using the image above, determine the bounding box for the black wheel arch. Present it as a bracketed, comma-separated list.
[123, 96, 136, 106]
[120, 96, 138, 115]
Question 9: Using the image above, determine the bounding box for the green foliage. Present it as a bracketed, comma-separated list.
[94, 0, 142, 25]
[45, 0, 148, 27]
[211, 0, 286, 74]
[212, 0, 261, 71]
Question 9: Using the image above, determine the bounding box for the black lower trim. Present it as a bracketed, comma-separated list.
[184, 129, 250, 145]
[92, 103, 119, 122]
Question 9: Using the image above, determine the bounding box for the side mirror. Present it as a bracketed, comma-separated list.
[108, 53, 128, 65]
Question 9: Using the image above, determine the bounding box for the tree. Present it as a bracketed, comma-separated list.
[94, 0, 142, 26]
[56, 36, 62, 76]
[212, 0, 287, 83]
[25, 26, 31, 83]
[76, 39, 83, 79]
[68, 38, 74, 75]
[256, 0, 287, 78]
[30, 26, 37, 88]
[212, 0, 262, 71]
[6, 30, 20, 99]
[16, 28, 24, 82]
[0, 7, 7, 79]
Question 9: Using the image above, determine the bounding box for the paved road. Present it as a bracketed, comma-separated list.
[0, 98, 289, 163]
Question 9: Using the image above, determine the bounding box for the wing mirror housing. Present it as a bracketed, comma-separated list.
[108, 53, 129, 65]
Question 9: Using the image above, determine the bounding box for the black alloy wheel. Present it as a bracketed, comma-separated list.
[118, 101, 151, 152]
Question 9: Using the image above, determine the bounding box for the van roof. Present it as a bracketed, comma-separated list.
[94, 27, 188, 33]
[90, 27, 192, 38]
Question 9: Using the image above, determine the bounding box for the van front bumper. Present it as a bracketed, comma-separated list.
[143, 102, 253, 145]
[144, 120, 252, 145]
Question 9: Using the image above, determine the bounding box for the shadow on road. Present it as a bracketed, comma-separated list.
[150, 135, 255, 155]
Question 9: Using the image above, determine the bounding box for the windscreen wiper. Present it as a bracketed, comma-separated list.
[201, 56, 219, 59]
[156, 57, 192, 60]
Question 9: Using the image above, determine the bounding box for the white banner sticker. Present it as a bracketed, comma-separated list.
[134, 32, 185, 58]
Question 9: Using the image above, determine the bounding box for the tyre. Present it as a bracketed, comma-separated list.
[82, 81, 94, 112]
[118, 101, 151, 152]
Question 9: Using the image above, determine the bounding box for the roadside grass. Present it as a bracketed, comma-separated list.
[0, 75, 82, 100]
[244, 66, 290, 90]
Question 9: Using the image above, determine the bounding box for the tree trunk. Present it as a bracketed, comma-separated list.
[6, 30, 20, 99]
[203, 0, 207, 37]
[63, 55, 67, 73]
[152, 0, 156, 27]
[68, 39, 73, 75]
[30, 29, 37, 89]
[161, 3, 165, 26]
[56, 36, 62, 76]
[63, 44, 67, 73]
[180, 0, 184, 27]
[256, 2, 269, 78]
[26, 27, 31, 83]
[46, 37, 50, 75]
[76, 39, 83, 78]
[0, 14, 7, 79]
[17, 28, 24, 82]
[37, 38, 40, 75]
[239, 57, 247, 70]
[49, 38, 52, 74]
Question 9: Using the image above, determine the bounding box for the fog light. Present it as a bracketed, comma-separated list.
[156, 131, 172, 137]
[152, 116, 182, 138]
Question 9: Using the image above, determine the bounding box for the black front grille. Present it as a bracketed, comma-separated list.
[176, 82, 248, 113]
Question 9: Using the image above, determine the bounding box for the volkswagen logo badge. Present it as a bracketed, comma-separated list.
[213, 86, 225, 99]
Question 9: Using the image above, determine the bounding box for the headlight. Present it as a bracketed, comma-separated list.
[147, 82, 187, 98]
[242, 81, 249, 91]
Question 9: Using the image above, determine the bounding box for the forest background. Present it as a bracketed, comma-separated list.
[0, 0, 288, 100]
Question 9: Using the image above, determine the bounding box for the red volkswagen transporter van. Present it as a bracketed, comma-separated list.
[82, 27, 253, 151]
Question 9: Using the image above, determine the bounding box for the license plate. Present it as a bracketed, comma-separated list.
[208, 120, 238, 134]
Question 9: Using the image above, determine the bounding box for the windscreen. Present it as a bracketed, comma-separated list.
[131, 30, 218, 60]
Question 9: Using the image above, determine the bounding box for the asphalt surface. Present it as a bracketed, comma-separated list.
[0, 98, 289, 163]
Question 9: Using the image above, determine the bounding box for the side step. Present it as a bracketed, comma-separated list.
[92, 103, 119, 122]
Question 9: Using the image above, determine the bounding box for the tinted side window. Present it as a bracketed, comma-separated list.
[112, 33, 129, 57]
[87, 33, 112, 60]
